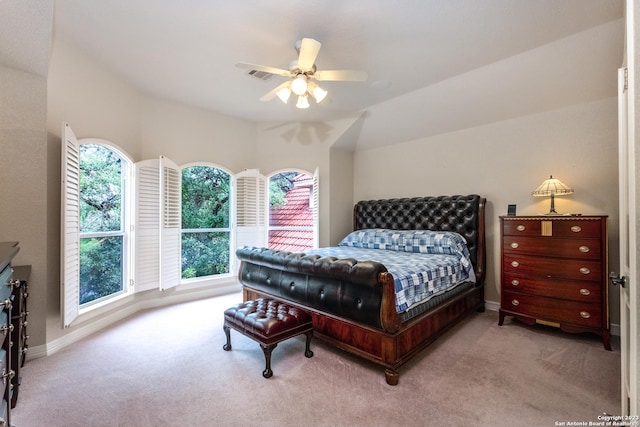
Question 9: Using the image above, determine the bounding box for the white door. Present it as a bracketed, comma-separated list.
[618, 64, 637, 415]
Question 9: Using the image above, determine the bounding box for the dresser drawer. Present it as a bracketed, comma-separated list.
[0, 397, 6, 427]
[503, 254, 602, 282]
[502, 273, 601, 303]
[0, 311, 7, 339]
[502, 220, 543, 236]
[0, 266, 12, 302]
[0, 349, 5, 381]
[549, 220, 602, 238]
[502, 290, 602, 328]
[502, 236, 601, 259]
[502, 218, 602, 238]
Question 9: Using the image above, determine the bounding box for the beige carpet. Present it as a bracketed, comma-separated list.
[13, 292, 620, 427]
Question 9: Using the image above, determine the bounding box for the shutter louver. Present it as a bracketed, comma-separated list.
[134, 159, 160, 292]
[61, 122, 80, 327]
[234, 169, 267, 263]
[312, 167, 320, 248]
[160, 156, 181, 290]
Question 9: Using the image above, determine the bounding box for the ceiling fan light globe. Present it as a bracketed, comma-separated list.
[312, 86, 328, 103]
[296, 94, 310, 109]
[276, 87, 291, 103]
[291, 75, 308, 95]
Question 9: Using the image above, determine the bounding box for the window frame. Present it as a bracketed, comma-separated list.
[61, 122, 136, 327]
[78, 140, 134, 313]
[179, 162, 235, 285]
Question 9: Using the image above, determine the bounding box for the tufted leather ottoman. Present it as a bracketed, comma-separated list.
[223, 298, 313, 378]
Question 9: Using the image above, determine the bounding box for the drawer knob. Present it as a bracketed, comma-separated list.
[579, 267, 591, 275]
[510, 242, 519, 249]
[511, 299, 520, 306]
[579, 288, 591, 296]
[580, 311, 591, 319]
[578, 246, 590, 253]
[516, 225, 526, 232]
[571, 225, 582, 233]
[511, 261, 520, 267]
[511, 279, 520, 286]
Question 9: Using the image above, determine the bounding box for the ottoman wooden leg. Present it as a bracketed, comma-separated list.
[223, 325, 232, 351]
[260, 343, 277, 378]
[304, 330, 314, 358]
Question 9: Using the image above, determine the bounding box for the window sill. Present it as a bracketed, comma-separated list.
[177, 273, 237, 290]
[79, 289, 132, 317]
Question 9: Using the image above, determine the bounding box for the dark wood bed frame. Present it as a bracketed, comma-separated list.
[240, 195, 486, 385]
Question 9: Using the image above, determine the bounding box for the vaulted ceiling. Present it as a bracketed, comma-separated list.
[0, 1, 625, 149]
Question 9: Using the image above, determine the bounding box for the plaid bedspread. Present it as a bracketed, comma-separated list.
[306, 243, 475, 314]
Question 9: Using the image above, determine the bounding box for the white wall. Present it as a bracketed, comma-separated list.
[0, 65, 49, 346]
[47, 37, 142, 159]
[353, 98, 620, 320]
[139, 96, 257, 171]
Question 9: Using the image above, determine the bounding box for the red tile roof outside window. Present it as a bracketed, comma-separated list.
[268, 174, 314, 252]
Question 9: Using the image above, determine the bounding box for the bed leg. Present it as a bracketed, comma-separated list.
[384, 369, 399, 386]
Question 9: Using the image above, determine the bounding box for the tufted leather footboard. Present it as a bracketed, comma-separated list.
[236, 247, 401, 333]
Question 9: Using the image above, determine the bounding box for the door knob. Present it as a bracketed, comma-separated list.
[609, 272, 627, 288]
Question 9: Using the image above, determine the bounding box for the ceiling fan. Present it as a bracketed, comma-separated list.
[236, 38, 368, 109]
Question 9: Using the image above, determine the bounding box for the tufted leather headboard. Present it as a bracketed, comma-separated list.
[353, 195, 486, 284]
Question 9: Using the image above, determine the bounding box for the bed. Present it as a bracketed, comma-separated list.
[236, 194, 486, 385]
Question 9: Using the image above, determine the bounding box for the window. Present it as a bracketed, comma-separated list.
[62, 122, 134, 326]
[78, 144, 130, 305]
[268, 170, 318, 252]
[181, 165, 231, 279]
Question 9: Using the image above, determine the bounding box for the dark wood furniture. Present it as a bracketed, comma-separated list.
[10, 265, 29, 408]
[223, 298, 314, 378]
[498, 215, 610, 350]
[238, 195, 486, 385]
[0, 242, 19, 427]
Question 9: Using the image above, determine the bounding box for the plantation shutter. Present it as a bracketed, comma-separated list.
[159, 156, 181, 290]
[312, 167, 319, 249]
[134, 159, 161, 292]
[234, 169, 266, 267]
[61, 122, 80, 327]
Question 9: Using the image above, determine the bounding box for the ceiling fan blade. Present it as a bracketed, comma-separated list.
[297, 38, 321, 71]
[235, 62, 292, 77]
[314, 69, 368, 82]
[260, 81, 291, 102]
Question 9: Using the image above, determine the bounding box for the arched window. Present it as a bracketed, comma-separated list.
[78, 143, 131, 304]
[181, 165, 232, 279]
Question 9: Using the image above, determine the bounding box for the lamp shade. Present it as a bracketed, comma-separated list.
[276, 85, 291, 103]
[531, 175, 573, 215]
[296, 94, 310, 109]
[307, 82, 328, 103]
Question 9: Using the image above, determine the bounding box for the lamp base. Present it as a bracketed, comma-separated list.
[542, 194, 570, 216]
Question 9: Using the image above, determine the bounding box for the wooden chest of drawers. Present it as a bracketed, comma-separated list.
[498, 216, 610, 350]
[0, 242, 19, 427]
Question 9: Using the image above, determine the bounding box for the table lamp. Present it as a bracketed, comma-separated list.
[531, 175, 574, 215]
